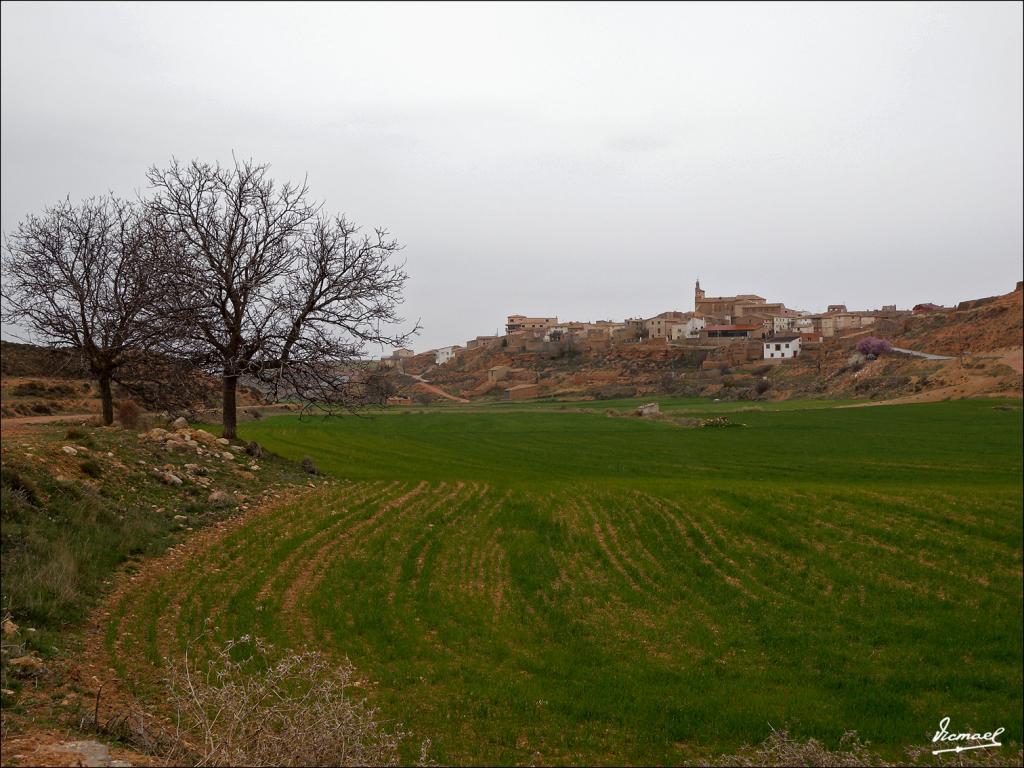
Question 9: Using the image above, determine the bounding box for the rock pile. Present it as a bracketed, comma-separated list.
[136, 425, 262, 488]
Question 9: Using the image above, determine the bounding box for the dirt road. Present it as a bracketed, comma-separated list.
[0, 412, 97, 429]
[409, 374, 469, 403]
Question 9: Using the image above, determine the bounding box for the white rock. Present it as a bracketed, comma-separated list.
[172, 416, 189, 429]
[61, 446, 78, 456]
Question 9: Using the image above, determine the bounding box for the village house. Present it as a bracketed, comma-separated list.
[773, 316, 795, 334]
[643, 311, 689, 339]
[503, 383, 539, 401]
[435, 346, 460, 365]
[763, 335, 802, 360]
[488, 365, 512, 382]
[506, 314, 558, 334]
[913, 302, 948, 313]
[465, 335, 498, 349]
[669, 315, 706, 340]
[379, 347, 415, 369]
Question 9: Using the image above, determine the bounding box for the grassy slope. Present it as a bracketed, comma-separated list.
[106, 399, 1022, 764]
[0, 421, 311, 713]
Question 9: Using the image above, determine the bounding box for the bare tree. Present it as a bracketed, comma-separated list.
[2, 195, 165, 425]
[147, 157, 415, 439]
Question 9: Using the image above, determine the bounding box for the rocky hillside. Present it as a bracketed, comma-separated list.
[893, 284, 1022, 356]
[388, 284, 1022, 404]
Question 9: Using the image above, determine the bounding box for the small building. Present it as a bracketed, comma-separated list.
[772, 316, 795, 334]
[763, 335, 802, 360]
[488, 365, 512, 382]
[380, 347, 415, 368]
[435, 346, 460, 365]
[544, 325, 568, 342]
[643, 311, 688, 339]
[503, 383, 539, 401]
[670, 316, 706, 340]
[465, 335, 498, 350]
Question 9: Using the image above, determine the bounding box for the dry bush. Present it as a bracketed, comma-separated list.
[115, 398, 143, 429]
[704, 729, 1022, 767]
[165, 634, 429, 767]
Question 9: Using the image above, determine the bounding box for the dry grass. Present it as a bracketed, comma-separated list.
[164, 633, 430, 767]
[115, 398, 143, 429]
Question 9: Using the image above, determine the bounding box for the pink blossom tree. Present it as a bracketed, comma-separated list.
[857, 337, 892, 356]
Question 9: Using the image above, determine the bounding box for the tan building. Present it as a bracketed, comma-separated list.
[506, 315, 558, 334]
[643, 311, 690, 339]
[379, 347, 415, 369]
[488, 365, 512, 382]
[466, 335, 498, 349]
[503, 383, 539, 401]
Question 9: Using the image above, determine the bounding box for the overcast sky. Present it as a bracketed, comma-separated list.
[2, 1, 1022, 353]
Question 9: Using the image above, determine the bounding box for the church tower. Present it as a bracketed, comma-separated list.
[695, 279, 705, 311]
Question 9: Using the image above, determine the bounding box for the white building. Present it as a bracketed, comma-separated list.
[763, 335, 802, 360]
[772, 316, 795, 334]
[669, 316, 706, 340]
[791, 317, 814, 334]
[435, 346, 459, 365]
[543, 326, 569, 342]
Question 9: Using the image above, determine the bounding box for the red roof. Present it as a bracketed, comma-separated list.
[703, 324, 761, 332]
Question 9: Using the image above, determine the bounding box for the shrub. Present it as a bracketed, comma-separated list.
[754, 379, 772, 395]
[164, 635, 426, 766]
[79, 459, 103, 478]
[856, 337, 892, 356]
[301, 456, 321, 475]
[115, 399, 143, 430]
[0, 466, 40, 506]
[11, 381, 74, 397]
[11, 381, 48, 397]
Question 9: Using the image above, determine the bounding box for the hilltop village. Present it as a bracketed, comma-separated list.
[385, 280, 913, 370]
[372, 281, 1023, 405]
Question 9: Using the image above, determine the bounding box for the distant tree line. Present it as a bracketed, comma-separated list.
[2, 157, 415, 438]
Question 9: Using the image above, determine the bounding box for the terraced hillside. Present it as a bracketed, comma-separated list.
[101, 399, 1023, 765]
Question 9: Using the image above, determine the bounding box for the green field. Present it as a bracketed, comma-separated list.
[106, 398, 1023, 764]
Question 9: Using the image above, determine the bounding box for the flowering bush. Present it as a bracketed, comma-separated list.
[856, 337, 892, 356]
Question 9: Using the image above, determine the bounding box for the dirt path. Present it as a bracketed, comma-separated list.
[1, 411, 97, 427]
[409, 374, 469, 403]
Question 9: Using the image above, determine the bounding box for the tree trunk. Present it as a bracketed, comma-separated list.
[98, 374, 114, 426]
[222, 374, 238, 440]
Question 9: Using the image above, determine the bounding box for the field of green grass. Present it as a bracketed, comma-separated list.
[105, 398, 1023, 764]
